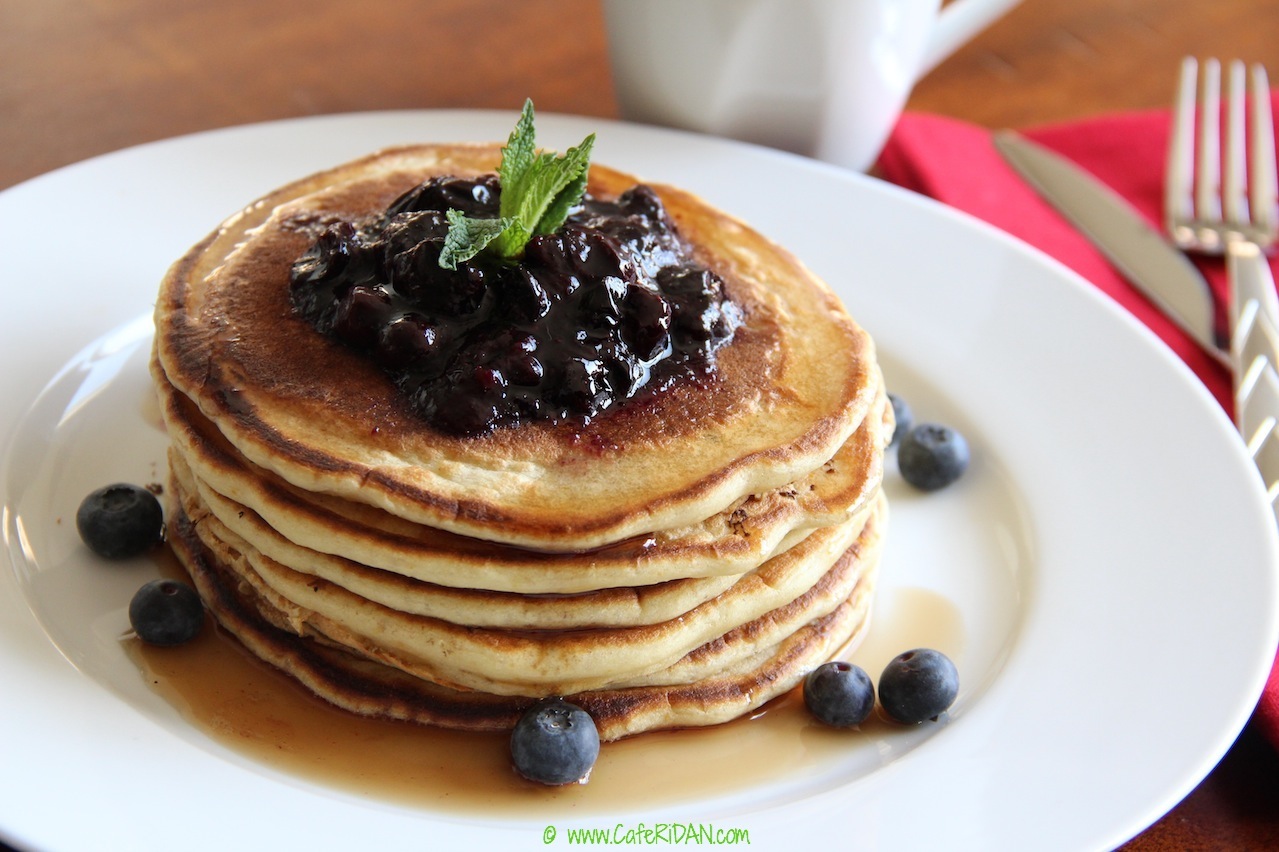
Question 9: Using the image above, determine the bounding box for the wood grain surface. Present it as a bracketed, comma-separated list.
[3, 0, 1279, 848]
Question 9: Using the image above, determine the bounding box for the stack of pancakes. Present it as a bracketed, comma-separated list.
[150, 144, 892, 741]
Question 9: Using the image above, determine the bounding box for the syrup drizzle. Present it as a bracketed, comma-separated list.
[129, 558, 963, 817]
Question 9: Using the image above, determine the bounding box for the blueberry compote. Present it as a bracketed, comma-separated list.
[289, 176, 742, 435]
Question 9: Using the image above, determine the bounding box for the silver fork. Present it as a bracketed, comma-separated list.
[1165, 57, 1279, 511]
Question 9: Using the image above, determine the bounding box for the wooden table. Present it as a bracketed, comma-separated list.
[4, 0, 1279, 848]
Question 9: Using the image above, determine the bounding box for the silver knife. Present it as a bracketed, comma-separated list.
[993, 130, 1230, 368]
[997, 129, 1279, 514]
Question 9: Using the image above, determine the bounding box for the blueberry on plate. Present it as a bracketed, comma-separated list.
[803, 661, 875, 728]
[76, 483, 164, 559]
[887, 393, 913, 447]
[897, 423, 969, 491]
[511, 698, 601, 785]
[129, 579, 205, 646]
[878, 649, 959, 724]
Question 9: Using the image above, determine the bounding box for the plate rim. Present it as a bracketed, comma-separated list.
[1, 108, 1276, 852]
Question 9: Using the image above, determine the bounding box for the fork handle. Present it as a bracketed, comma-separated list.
[1228, 242, 1279, 512]
[1228, 242, 1279, 335]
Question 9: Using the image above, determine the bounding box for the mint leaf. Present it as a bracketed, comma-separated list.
[498, 100, 538, 201]
[440, 100, 595, 268]
[530, 134, 595, 235]
[438, 210, 517, 269]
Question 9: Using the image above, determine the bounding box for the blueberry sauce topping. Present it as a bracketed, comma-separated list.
[289, 176, 743, 435]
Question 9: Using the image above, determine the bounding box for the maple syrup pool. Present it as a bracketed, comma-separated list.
[129, 559, 968, 817]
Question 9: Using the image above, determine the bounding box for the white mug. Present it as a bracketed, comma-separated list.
[602, 0, 1021, 171]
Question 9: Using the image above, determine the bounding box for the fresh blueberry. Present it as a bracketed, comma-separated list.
[898, 423, 969, 491]
[878, 649, 959, 724]
[76, 483, 164, 559]
[510, 698, 600, 785]
[803, 661, 875, 728]
[887, 393, 913, 446]
[128, 579, 205, 646]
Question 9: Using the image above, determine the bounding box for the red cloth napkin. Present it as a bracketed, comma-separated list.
[875, 99, 1279, 747]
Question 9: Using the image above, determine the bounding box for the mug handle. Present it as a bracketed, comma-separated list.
[920, 0, 1023, 77]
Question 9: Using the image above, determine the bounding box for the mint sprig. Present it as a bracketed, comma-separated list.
[438, 100, 595, 269]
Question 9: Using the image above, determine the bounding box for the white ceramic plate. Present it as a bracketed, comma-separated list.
[1, 112, 1276, 852]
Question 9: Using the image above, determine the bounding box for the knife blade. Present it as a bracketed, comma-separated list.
[997, 129, 1279, 513]
[993, 130, 1229, 368]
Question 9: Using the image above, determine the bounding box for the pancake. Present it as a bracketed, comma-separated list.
[171, 450, 747, 629]
[178, 467, 878, 695]
[161, 373, 890, 593]
[152, 144, 882, 550]
[170, 502, 881, 741]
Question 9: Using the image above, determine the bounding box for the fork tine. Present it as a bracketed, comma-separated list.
[1251, 63, 1278, 245]
[1196, 58, 1223, 240]
[1167, 56, 1199, 242]
[1224, 60, 1248, 228]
